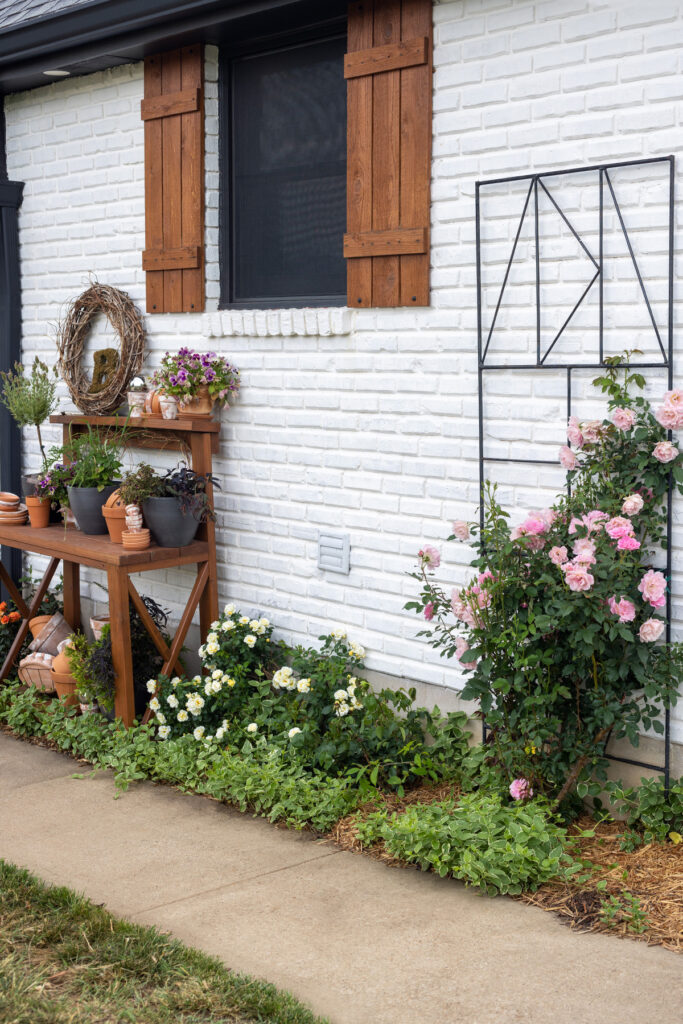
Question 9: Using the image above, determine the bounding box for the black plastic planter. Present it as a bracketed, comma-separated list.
[142, 496, 201, 548]
[67, 484, 119, 534]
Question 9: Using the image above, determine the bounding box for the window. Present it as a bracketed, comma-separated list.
[220, 33, 347, 308]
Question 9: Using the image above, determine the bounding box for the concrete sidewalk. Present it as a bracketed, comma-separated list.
[0, 732, 679, 1024]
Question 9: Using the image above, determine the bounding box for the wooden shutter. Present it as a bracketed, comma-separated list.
[142, 46, 204, 313]
[345, 0, 432, 308]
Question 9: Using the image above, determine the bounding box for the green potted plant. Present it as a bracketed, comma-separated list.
[0, 359, 59, 487]
[130, 464, 219, 547]
[61, 427, 125, 534]
[65, 627, 116, 713]
[150, 348, 240, 417]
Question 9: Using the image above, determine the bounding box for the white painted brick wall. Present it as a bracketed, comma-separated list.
[4, 0, 683, 745]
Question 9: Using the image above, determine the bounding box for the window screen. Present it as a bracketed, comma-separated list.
[227, 35, 347, 306]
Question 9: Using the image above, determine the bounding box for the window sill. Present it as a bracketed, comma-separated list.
[202, 307, 355, 339]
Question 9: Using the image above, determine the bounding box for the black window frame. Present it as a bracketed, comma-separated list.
[218, 20, 348, 310]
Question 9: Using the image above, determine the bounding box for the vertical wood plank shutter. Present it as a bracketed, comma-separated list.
[345, 0, 432, 308]
[143, 46, 204, 313]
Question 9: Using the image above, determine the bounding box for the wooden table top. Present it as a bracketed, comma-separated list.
[0, 522, 209, 571]
[51, 413, 220, 433]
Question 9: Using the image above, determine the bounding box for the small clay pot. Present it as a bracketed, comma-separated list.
[159, 396, 179, 420]
[90, 615, 110, 641]
[50, 670, 79, 707]
[178, 385, 213, 418]
[28, 612, 72, 655]
[121, 528, 151, 550]
[51, 642, 74, 676]
[103, 504, 127, 544]
[0, 491, 20, 505]
[28, 614, 52, 639]
[25, 495, 50, 528]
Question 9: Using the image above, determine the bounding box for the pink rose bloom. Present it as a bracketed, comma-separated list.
[653, 441, 678, 463]
[549, 545, 568, 566]
[621, 493, 644, 516]
[582, 420, 603, 443]
[520, 515, 549, 535]
[639, 618, 665, 643]
[539, 507, 557, 526]
[608, 596, 636, 623]
[452, 520, 469, 542]
[611, 407, 636, 431]
[605, 516, 634, 540]
[478, 569, 494, 584]
[559, 445, 577, 470]
[655, 403, 680, 430]
[617, 535, 641, 551]
[638, 569, 667, 606]
[663, 388, 683, 408]
[455, 636, 477, 670]
[451, 589, 477, 627]
[424, 602, 434, 621]
[567, 416, 583, 448]
[419, 545, 441, 569]
[572, 538, 596, 564]
[475, 588, 491, 610]
[509, 778, 533, 801]
[585, 510, 609, 532]
[563, 563, 595, 592]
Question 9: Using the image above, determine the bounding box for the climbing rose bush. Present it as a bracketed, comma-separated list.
[409, 360, 683, 801]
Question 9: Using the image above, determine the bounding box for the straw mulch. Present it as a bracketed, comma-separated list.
[519, 815, 683, 953]
[332, 793, 683, 953]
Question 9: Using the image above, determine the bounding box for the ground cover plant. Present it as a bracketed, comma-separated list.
[410, 359, 683, 804]
[0, 860, 328, 1024]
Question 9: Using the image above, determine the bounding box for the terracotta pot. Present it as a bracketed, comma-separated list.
[50, 670, 79, 707]
[52, 643, 74, 675]
[28, 612, 72, 655]
[121, 528, 151, 550]
[0, 491, 20, 504]
[25, 495, 50, 528]
[28, 614, 51, 639]
[159, 396, 179, 420]
[104, 489, 125, 509]
[90, 615, 110, 641]
[103, 504, 127, 544]
[178, 385, 213, 418]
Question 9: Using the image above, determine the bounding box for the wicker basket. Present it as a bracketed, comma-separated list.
[18, 652, 55, 691]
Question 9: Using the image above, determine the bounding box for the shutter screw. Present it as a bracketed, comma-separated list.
[357, 297, 362, 304]
[191, 303, 195, 309]
[412, 296, 416, 302]
[152, 304, 157, 310]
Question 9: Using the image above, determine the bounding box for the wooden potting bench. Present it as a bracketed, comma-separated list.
[0, 414, 220, 726]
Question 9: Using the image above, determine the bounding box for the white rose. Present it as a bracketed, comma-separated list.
[207, 632, 219, 644]
[146, 679, 157, 693]
[288, 727, 302, 738]
[177, 709, 189, 722]
[331, 628, 347, 640]
[239, 616, 250, 625]
[149, 697, 160, 711]
[198, 646, 206, 659]
[155, 711, 166, 724]
[334, 689, 348, 701]
[221, 619, 235, 631]
[204, 682, 213, 696]
[244, 635, 257, 648]
[335, 702, 350, 717]
[225, 677, 236, 688]
[297, 678, 311, 693]
[211, 680, 222, 693]
[206, 642, 220, 655]
[212, 669, 222, 680]
[171, 676, 181, 688]
[193, 726, 205, 741]
[258, 617, 270, 628]
[167, 694, 179, 708]
[216, 727, 225, 740]
[224, 603, 236, 615]
[246, 722, 258, 734]
[158, 725, 171, 739]
[210, 620, 220, 631]
[249, 619, 260, 630]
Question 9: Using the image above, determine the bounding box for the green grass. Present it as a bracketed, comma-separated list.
[0, 860, 328, 1024]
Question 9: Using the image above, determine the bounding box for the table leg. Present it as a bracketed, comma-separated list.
[107, 566, 135, 727]
[0, 557, 59, 682]
[62, 561, 81, 631]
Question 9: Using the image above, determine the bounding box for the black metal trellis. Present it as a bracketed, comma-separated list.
[475, 156, 675, 786]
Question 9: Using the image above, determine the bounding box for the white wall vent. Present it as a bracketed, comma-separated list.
[318, 532, 350, 575]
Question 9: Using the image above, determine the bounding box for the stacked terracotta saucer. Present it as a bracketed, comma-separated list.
[0, 492, 28, 525]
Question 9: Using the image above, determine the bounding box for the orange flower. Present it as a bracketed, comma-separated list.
[0, 615, 9, 625]
[8, 611, 20, 623]
[0, 602, 6, 611]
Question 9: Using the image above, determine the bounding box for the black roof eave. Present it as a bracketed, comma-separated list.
[0, 0, 338, 93]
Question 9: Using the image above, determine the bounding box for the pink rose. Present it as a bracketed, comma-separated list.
[549, 545, 568, 566]
[582, 420, 603, 443]
[567, 416, 584, 448]
[608, 596, 636, 623]
[585, 510, 609, 532]
[611, 407, 636, 431]
[559, 445, 577, 470]
[638, 569, 667, 606]
[621, 493, 644, 516]
[653, 441, 678, 463]
[572, 538, 596, 564]
[605, 516, 634, 540]
[509, 778, 533, 801]
[563, 563, 595, 592]
[455, 635, 477, 670]
[617, 535, 641, 551]
[419, 545, 441, 570]
[639, 618, 665, 643]
[424, 602, 434, 621]
[663, 388, 683, 408]
[539, 508, 557, 526]
[655, 403, 680, 430]
[452, 520, 469, 542]
[451, 589, 477, 627]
